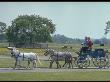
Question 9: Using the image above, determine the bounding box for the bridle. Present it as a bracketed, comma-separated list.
[10, 50, 15, 57]
[44, 49, 54, 56]
[10, 49, 20, 58]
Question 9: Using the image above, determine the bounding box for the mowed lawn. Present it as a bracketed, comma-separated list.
[0, 71, 110, 81]
[0, 43, 110, 81]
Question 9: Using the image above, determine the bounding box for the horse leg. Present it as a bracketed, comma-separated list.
[56, 61, 58, 69]
[14, 61, 17, 69]
[56, 61, 60, 69]
[62, 59, 67, 68]
[49, 61, 54, 68]
[58, 61, 61, 68]
[59, 63, 61, 68]
[69, 57, 73, 68]
[70, 60, 73, 68]
[27, 60, 31, 69]
[68, 59, 73, 68]
[33, 60, 37, 68]
[63, 61, 68, 68]
[68, 61, 71, 68]
[13, 59, 17, 69]
[34, 60, 37, 68]
[18, 60, 21, 69]
[62, 62, 66, 68]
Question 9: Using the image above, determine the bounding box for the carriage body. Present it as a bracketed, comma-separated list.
[90, 48, 109, 68]
[90, 49, 106, 58]
[76, 48, 109, 68]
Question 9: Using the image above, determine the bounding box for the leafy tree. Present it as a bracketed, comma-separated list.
[6, 15, 56, 47]
[105, 21, 110, 35]
[0, 22, 6, 42]
[0, 22, 6, 34]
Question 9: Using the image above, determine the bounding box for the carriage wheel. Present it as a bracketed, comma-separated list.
[92, 58, 100, 67]
[77, 61, 83, 68]
[92, 56, 109, 68]
[105, 53, 110, 67]
[98, 57, 109, 68]
[105, 52, 109, 66]
[76, 56, 83, 68]
[99, 58, 109, 68]
[76, 56, 90, 68]
[83, 57, 90, 68]
[99, 53, 109, 68]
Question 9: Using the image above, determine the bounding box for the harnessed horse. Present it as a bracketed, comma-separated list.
[44, 49, 73, 68]
[7, 47, 42, 69]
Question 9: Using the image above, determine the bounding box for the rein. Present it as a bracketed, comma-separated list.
[13, 51, 26, 61]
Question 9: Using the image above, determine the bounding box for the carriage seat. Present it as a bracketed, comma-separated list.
[94, 48, 105, 57]
[80, 46, 90, 54]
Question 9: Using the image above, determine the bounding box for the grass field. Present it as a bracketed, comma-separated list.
[0, 71, 110, 81]
[0, 43, 110, 81]
[1, 43, 110, 56]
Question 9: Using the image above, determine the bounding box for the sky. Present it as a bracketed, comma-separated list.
[0, 2, 110, 39]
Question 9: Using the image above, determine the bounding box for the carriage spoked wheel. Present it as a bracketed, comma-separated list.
[92, 55, 109, 68]
[99, 57, 109, 68]
[99, 53, 109, 68]
[76, 56, 90, 68]
[104, 53, 110, 67]
[92, 58, 99, 67]
[83, 57, 90, 68]
[76, 58, 83, 68]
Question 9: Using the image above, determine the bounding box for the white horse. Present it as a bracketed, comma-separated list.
[7, 47, 42, 69]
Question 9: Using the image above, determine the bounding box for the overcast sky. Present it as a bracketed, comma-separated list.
[0, 2, 110, 39]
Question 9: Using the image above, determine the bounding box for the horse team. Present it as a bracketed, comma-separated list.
[7, 47, 76, 69]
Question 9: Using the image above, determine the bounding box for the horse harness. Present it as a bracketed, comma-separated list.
[49, 52, 65, 61]
[14, 52, 25, 61]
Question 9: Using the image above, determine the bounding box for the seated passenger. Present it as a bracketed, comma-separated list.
[80, 43, 89, 54]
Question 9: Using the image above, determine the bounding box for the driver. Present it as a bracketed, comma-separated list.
[80, 36, 93, 53]
[80, 36, 89, 54]
[80, 43, 89, 54]
[79, 36, 93, 58]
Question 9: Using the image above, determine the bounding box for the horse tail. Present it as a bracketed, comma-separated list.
[35, 53, 42, 65]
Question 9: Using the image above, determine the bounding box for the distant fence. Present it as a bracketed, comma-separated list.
[9, 43, 48, 49]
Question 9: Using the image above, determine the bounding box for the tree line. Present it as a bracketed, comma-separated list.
[1, 33, 110, 45]
[0, 14, 110, 47]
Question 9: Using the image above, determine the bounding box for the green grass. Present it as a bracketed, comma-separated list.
[1, 43, 110, 56]
[0, 43, 110, 81]
[0, 57, 107, 69]
[0, 58, 74, 68]
[0, 58, 14, 68]
[0, 71, 110, 81]
[0, 58, 109, 81]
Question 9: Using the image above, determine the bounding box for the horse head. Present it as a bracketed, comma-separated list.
[44, 48, 55, 56]
[7, 47, 20, 57]
[44, 48, 49, 56]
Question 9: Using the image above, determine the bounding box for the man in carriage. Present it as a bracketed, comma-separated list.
[80, 36, 93, 54]
[78, 36, 93, 60]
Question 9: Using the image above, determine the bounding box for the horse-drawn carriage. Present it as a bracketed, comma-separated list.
[7, 45, 110, 69]
[76, 48, 109, 68]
